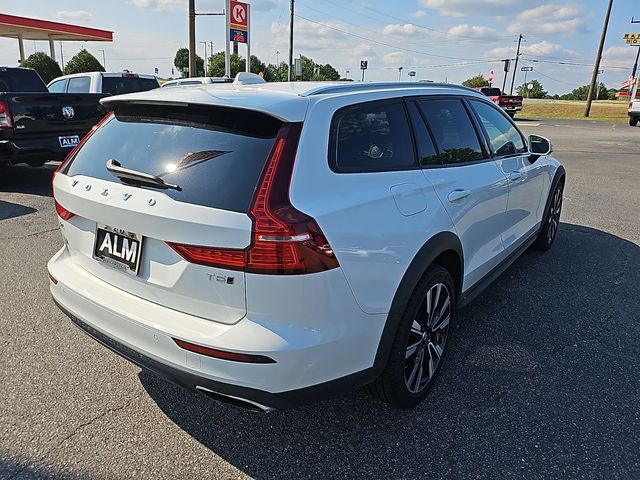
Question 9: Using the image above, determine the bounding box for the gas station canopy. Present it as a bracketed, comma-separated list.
[0, 13, 113, 64]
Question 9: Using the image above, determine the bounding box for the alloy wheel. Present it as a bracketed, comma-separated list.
[404, 283, 451, 394]
[547, 185, 563, 243]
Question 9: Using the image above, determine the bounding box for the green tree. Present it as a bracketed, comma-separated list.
[267, 62, 289, 82]
[63, 49, 104, 75]
[516, 79, 547, 99]
[21, 51, 62, 84]
[318, 63, 340, 81]
[462, 74, 489, 88]
[174, 48, 204, 77]
[207, 52, 245, 77]
[559, 83, 609, 101]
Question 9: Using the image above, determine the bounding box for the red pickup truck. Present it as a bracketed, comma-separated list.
[476, 87, 523, 118]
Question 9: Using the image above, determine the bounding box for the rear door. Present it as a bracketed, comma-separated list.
[55, 104, 284, 324]
[413, 97, 510, 291]
[467, 99, 544, 251]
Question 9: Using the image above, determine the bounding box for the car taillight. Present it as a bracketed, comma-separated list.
[51, 113, 113, 221]
[0, 101, 12, 129]
[54, 200, 75, 221]
[167, 122, 340, 275]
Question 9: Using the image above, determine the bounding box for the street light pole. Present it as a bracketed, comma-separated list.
[398, 66, 403, 81]
[288, 0, 294, 81]
[188, 0, 196, 77]
[585, 0, 613, 117]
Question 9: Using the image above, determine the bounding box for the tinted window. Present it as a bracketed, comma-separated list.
[407, 101, 439, 166]
[0, 68, 48, 92]
[67, 76, 91, 93]
[102, 77, 159, 94]
[417, 99, 484, 165]
[64, 105, 282, 213]
[179, 80, 203, 85]
[330, 101, 415, 173]
[480, 88, 502, 97]
[48, 79, 66, 93]
[469, 100, 526, 156]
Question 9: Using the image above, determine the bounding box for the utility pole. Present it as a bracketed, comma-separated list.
[288, 0, 294, 81]
[188, 0, 196, 77]
[585, 0, 614, 117]
[632, 46, 640, 79]
[510, 34, 523, 95]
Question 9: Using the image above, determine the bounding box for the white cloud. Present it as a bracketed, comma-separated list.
[602, 46, 638, 67]
[56, 10, 95, 23]
[447, 24, 498, 39]
[419, 0, 522, 18]
[381, 51, 411, 65]
[485, 40, 578, 59]
[131, 0, 185, 11]
[382, 24, 422, 36]
[507, 3, 585, 36]
[411, 10, 427, 18]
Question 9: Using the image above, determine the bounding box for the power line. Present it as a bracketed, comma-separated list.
[294, 14, 499, 62]
[320, 0, 515, 43]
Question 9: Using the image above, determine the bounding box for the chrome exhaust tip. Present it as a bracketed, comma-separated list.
[195, 386, 275, 413]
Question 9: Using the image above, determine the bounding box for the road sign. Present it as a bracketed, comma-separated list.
[229, 1, 249, 44]
[521, 66, 534, 72]
[503, 59, 511, 72]
[624, 33, 640, 45]
[360, 60, 368, 70]
[527, 83, 534, 90]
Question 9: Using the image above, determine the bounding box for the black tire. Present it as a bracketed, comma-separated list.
[507, 111, 515, 119]
[630, 117, 638, 127]
[367, 265, 456, 408]
[533, 180, 563, 251]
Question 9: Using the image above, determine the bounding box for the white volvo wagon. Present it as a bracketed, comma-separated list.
[49, 75, 565, 411]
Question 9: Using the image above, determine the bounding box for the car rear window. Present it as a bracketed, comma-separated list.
[480, 88, 502, 97]
[0, 69, 48, 92]
[63, 104, 282, 213]
[101, 77, 160, 95]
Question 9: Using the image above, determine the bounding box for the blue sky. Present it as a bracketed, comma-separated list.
[1, 0, 638, 94]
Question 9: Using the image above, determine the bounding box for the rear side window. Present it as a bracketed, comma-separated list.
[48, 79, 67, 93]
[469, 100, 526, 156]
[67, 76, 91, 93]
[102, 77, 159, 94]
[0, 69, 48, 92]
[417, 99, 484, 165]
[64, 105, 282, 213]
[330, 101, 415, 173]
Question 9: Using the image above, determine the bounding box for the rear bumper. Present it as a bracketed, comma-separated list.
[501, 105, 522, 112]
[48, 247, 385, 410]
[0, 135, 77, 165]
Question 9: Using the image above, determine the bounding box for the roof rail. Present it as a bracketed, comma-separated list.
[300, 82, 478, 97]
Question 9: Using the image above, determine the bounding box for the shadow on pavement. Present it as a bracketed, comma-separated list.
[0, 163, 57, 197]
[140, 223, 639, 479]
[0, 200, 37, 221]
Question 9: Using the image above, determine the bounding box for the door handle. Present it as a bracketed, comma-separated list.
[509, 170, 524, 181]
[447, 189, 471, 203]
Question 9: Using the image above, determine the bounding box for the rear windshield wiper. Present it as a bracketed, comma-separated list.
[106, 159, 182, 191]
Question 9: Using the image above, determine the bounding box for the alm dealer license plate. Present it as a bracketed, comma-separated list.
[59, 135, 80, 148]
[93, 224, 143, 275]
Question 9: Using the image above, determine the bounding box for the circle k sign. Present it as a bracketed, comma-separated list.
[230, 1, 248, 27]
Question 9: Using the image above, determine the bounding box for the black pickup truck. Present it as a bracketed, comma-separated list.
[0, 67, 107, 167]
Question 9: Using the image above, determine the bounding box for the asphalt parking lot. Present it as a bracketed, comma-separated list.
[1, 118, 639, 479]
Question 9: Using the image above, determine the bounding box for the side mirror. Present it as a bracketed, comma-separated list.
[528, 134, 553, 155]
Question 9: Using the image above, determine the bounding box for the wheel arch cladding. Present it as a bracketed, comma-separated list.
[543, 165, 566, 218]
[373, 231, 463, 370]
